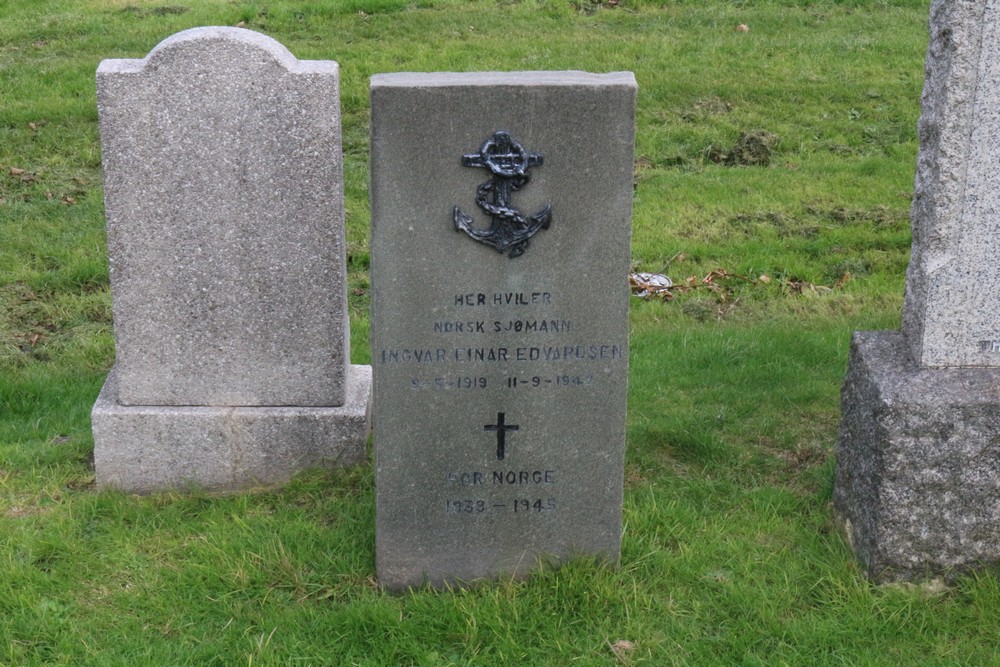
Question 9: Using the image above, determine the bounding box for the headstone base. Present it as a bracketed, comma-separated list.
[834, 331, 1000, 582]
[92, 365, 372, 493]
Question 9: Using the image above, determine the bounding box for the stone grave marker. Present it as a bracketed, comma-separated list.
[370, 72, 636, 590]
[91, 27, 371, 492]
[834, 0, 1000, 581]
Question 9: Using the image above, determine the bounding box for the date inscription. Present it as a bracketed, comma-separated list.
[446, 498, 557, 514]
[411, 376, 487, 390]
[507, 374, 594, 388]
[445, 470, 559, 514]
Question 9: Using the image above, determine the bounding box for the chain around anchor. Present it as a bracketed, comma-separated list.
[453, 131, 552, 258]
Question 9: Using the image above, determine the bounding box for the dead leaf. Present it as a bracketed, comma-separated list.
[28, 122, 37, 131]
[702, 268, 738, 284]
[9, 167, 24, 176]
[28, 333, 42, 346]
[236, 20, 245, 27]
[786, 280, 823, 294]
[610, 639, 635, 662]
[61, 195, 77, 206]
[759, 274, 772, 284]
[735, 23, 750, 32]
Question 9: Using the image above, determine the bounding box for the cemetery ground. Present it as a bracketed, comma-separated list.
[2, 0, 997, 664]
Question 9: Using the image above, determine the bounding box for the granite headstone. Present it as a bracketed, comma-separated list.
[370, 72, 636, 590]
[91, 27, 371, 492]
[835, 0, 1000, 581]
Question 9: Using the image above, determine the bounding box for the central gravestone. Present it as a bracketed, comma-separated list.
[371, 72, 636, 590]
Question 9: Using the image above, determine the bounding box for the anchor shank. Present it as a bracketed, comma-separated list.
[493, 179, 514, 210]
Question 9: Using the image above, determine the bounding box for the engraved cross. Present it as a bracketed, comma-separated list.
[484, 412, 519, 461]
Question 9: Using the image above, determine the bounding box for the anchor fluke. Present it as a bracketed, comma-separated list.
[532, 204, 553, 230]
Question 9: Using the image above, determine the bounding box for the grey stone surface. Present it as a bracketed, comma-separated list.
[93, 366, 371, 493]
[97, 27, 348, 406]
[835, 0, 1000, 582]
[834, 331, 1000, 582]
[902, 0, 1000, 368]
[92, 27, 371, 492]
[370, 71, 636, 590]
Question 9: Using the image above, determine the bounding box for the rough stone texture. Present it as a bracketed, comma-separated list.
[97, 27, 349, 406]
[902, 0, 1000, 368]
[834, 331, 1000, 582]
[370, 71, 636, 590]
[93, 366, 372, 493]
[835, 0, 1000, 582]
[92, 27, 371, 492]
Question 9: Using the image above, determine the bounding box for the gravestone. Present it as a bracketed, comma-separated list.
[91, 27, 371, 492]
[370, 71, 636, 590]
[834, 0, 1000, 581]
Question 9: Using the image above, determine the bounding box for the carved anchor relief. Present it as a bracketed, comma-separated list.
[453, 131, 552, 258]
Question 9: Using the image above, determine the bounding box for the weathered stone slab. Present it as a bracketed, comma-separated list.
[92, 27, 371, 492]
[370, 71, 636, 590]
[903, 0, 1000, 368]
[92, 366, 371, 493]
[834, 0, 1000, 582]
[834, 331, 1000, 582]
[97, 27, 348, 406]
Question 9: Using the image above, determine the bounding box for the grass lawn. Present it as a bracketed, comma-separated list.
[6, 0, 999, 664]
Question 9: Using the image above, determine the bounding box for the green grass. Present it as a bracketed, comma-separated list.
[6, 0, 996, 664]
